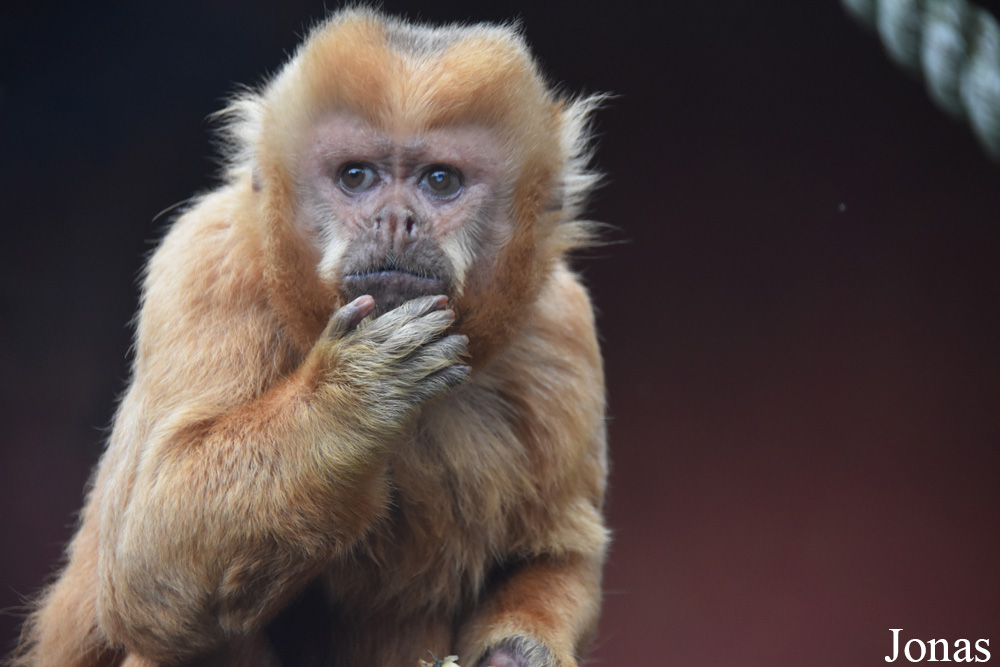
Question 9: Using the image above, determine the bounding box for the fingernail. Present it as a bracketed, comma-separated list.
[350, 296, 375, 315]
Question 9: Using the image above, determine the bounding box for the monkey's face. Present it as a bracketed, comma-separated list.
[297, 112, 512, 317]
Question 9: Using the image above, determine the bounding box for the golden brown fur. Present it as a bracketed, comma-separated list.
[13, 9, 608, 667]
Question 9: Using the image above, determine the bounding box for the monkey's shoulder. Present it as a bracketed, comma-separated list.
[142, 182, 269, 324]
[131, 182, 289, 407]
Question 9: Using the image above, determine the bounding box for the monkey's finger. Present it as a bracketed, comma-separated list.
[382, 309, 457, 357]
[431, 333, 470, 366]
[393, 294, 449, 318]
[415, 364, 472, 400]
[361, 295, 450, 345]
[407, 334, 470, 377]
[324, 295, 376, 339]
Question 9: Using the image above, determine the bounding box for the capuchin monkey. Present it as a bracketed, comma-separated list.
[12, 9, 609, 667]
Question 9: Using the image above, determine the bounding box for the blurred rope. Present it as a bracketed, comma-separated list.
[843, 0, 1000, 160]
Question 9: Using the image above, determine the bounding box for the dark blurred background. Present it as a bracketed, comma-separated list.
[2, 1, 999, 664]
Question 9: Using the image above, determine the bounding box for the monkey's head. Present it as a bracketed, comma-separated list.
[222, 9, 601, 364]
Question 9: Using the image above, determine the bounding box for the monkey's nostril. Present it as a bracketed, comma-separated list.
[374, 217, 382, 231]
[405, 217, 415, 235]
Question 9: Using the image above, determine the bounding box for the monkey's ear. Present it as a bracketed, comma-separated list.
[539, 93, 609, 255]
[557, 93, 608, 219]
[209, 87, 268, 187]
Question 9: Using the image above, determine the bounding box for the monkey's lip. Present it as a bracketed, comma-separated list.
[342, 269, 447, 312]
[344, 269, 444, 289]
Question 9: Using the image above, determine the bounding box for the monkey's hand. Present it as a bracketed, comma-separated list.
[312, 294, 470, 436]
[459, 552, 601, 667]
[480, 638, 555, 667]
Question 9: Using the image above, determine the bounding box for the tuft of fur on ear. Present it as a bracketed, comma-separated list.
[210, 86, 266, 187]
[549, 93, 610, 255]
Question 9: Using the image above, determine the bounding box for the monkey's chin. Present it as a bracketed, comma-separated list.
[341, 270, 448, 314]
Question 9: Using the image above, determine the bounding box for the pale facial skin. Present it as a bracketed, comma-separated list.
[299, 112, 513, 314]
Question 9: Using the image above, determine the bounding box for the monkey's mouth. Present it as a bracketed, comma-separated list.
[341, 267, 447, 314]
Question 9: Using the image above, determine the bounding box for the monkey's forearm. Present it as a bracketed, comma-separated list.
[98, 374, 391, 659]
[99, 295, 466, 659]
[458, 552, 604, 667]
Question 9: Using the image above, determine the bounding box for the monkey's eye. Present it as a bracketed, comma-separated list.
[420, 166, 462, 199]
[338, 163, 378, 193]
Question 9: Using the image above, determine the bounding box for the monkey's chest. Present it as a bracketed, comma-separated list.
[323, 413, 531, 614]
[327, 498, 495, 614]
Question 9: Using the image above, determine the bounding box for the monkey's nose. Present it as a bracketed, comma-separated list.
[373, 206, 419, 239]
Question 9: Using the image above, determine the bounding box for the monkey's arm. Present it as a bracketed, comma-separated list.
[460, 552, 604, 667]
[98, 328, 376, 660]
[94, 196, 467, 661]
[458, 267, 609, 667]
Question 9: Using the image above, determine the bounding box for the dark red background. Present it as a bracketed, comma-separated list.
[2, 2, 999, 664]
